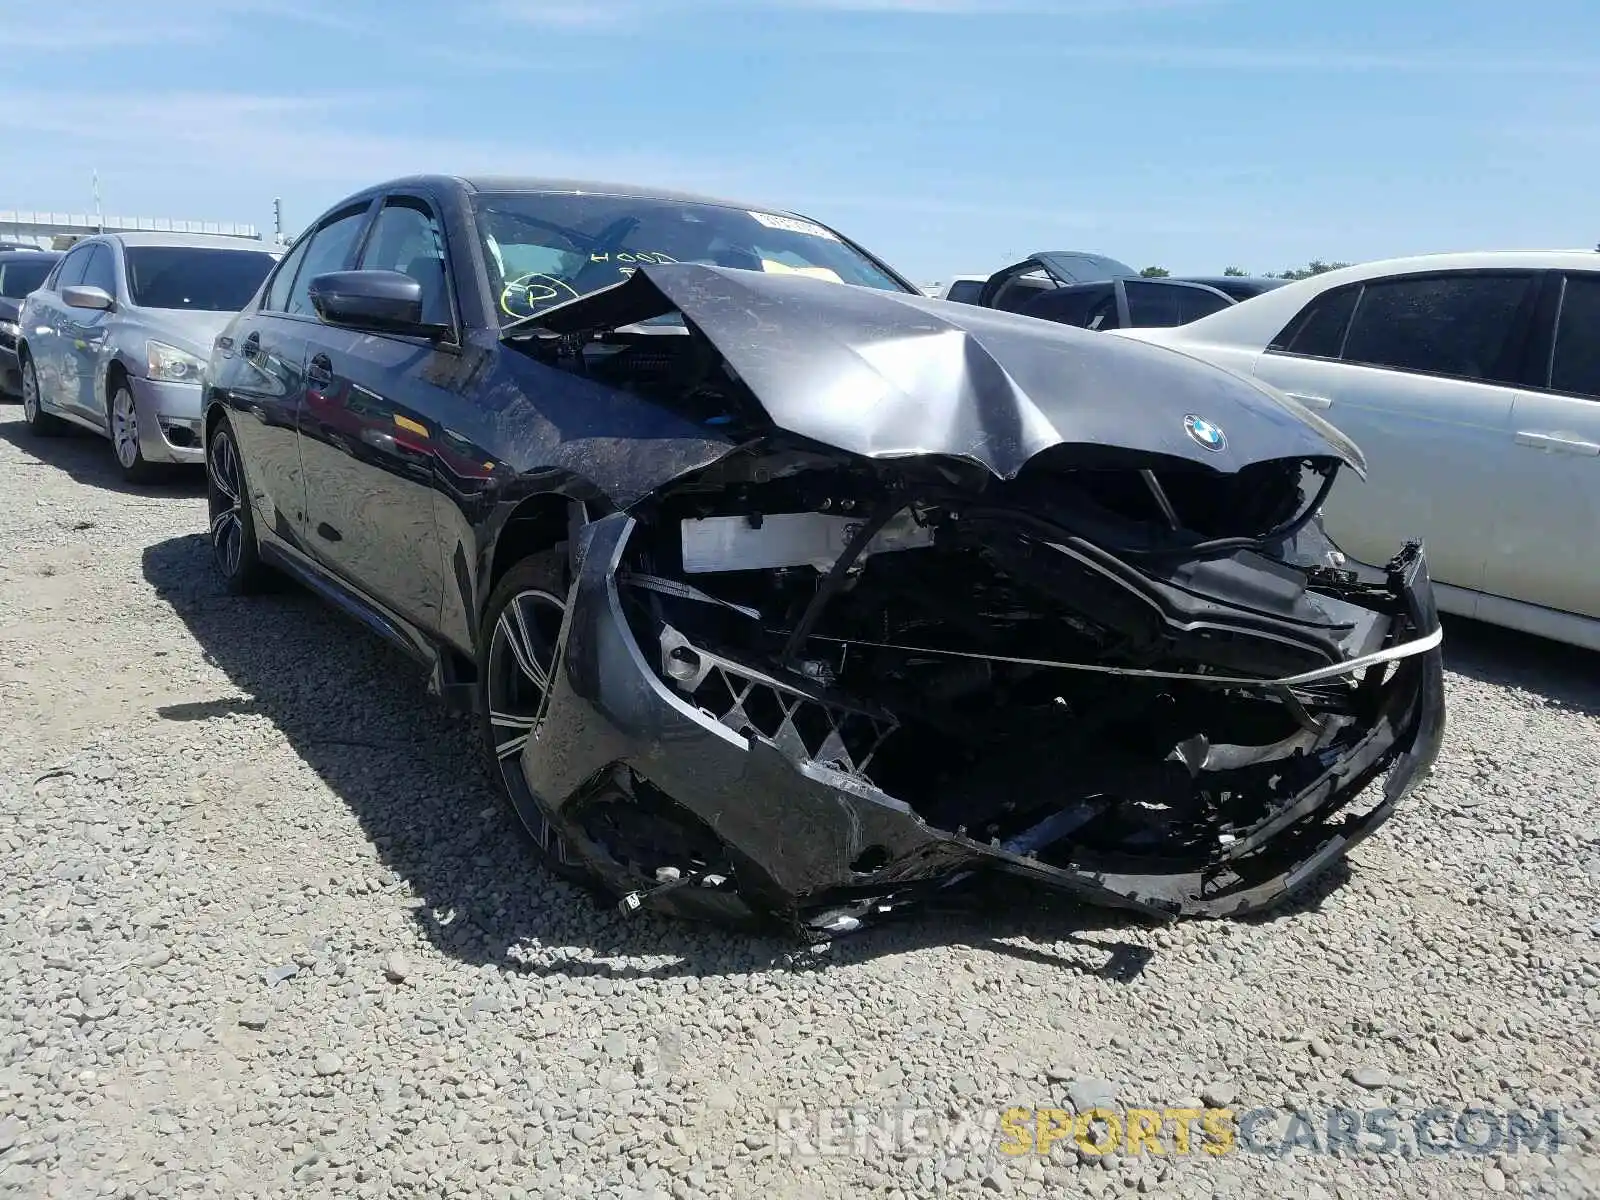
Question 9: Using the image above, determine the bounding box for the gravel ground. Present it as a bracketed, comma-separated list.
[0, 406, 1597, 1200]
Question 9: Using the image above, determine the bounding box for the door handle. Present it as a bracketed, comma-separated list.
[307, 353, 333, 388]
[1285, 391, 1333, 411]
[1514, 430, 1600, 457]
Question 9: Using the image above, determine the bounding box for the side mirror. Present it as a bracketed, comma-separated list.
[63, 285, 114, 311]
[308, 270, 447, 339]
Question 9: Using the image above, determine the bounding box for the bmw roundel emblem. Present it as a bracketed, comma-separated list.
[1184, 414, 1227, 452]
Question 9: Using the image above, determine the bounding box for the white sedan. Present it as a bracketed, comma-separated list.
[1113, 251, 1600, 650]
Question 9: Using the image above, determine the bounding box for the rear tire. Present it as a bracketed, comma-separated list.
[20, 355, 67, 436]
[206, 413, 272, 595]
[476, 550, 596, 886]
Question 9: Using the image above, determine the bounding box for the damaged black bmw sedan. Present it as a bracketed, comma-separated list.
[203, 175, 1444, 938]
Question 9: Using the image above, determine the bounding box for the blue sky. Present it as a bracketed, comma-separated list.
[3, 0, 1597, 281]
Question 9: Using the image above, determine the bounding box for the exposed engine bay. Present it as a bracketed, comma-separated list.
[505, 263, 1445, 938]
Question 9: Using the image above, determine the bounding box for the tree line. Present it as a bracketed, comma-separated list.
[1138, 260, 1355, 280]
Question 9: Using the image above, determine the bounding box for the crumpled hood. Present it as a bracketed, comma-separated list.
[534, 265, 1363, 483]
[529, 262, 1365, 479]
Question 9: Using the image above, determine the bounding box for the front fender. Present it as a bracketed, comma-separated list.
[102, 344, 143, 406]
[435, 471, 605, 661]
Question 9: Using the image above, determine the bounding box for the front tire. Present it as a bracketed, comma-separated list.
[109, 382, 158, 483]
[206, 413, 271, 595]
[20, 356, 67, 436]
[477, 550, 595, 886]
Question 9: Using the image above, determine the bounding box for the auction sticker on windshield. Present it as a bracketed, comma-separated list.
[748, 211, 840, 241]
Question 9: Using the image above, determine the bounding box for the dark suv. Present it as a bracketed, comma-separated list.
[0, 249, 61, 397]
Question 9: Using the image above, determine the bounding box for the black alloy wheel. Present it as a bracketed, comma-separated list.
[478, 550, 594, 884]
[206, 415, 270, 594]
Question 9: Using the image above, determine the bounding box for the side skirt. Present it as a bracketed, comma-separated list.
[258, 540, 474, 711]
[44, 406, 108, 437]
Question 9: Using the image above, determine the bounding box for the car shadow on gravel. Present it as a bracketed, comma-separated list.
[0, 414, 206, 497]
[143, 531, 1339, 982]
[1441, 614, 1600, 717]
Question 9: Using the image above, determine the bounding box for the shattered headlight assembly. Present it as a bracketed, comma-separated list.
[146, 340, 205, 384]
[0, 318, 19, 341]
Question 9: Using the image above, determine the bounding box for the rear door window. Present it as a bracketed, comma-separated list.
[1549, 273, 1600, 400]
[1176, 286, 1233, 323]
[1123, 280, 1184, 327]
[1268, 287, 1359, 358]
[1085, 294, 1118, 330]
[1340, 272, 1536, 383]
[1021, 285, 1105, 328]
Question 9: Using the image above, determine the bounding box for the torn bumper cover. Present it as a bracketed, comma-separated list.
[513, 511, 1444, 934]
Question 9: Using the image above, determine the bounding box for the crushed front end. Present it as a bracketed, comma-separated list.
[513, 442, 1444, 937]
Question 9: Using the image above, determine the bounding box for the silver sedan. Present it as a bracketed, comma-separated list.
[17, 232, 278, 481]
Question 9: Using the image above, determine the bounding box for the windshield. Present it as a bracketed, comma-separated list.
[471, 191, 910, 325]
[0, 259, 54, 299]
[125, 247, 277, 312]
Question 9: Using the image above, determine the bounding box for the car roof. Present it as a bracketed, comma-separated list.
[1179, 275, 1286, 289]
[0, 248, 62, 262]
[1295, 249, 1600, 281]
[1115, 249, 1600, 350]
[334, 174, 923, 299]
[104, 232, 278, 251]
[1046, 280, 1117, 295]
[1028, 249, 1140, 283]
[370, 174, 798, 217]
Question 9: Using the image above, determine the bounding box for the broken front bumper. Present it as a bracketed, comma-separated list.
[132, 377, 205, 464]
[515, 514, 1445, 930]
